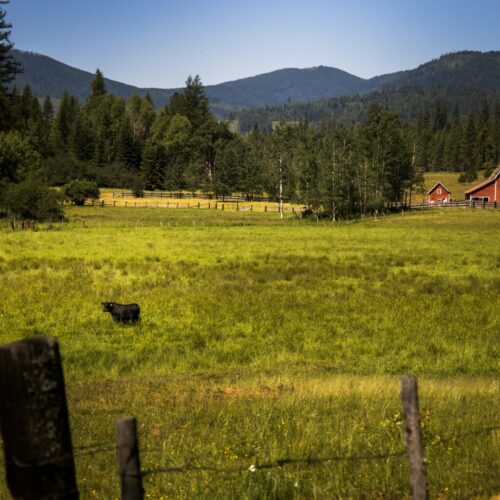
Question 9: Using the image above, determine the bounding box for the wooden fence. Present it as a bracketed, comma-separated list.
[3, 337, 497, 498]
[404, 200, 498, 210]
[83, 198, 301, 213]
[112, 191, 285, 203]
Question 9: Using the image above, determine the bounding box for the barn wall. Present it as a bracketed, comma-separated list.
[466, 178, 499, 201]
[428, 186, 451, 203]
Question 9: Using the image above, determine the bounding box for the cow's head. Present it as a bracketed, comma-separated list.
[101, 302, 115, 312]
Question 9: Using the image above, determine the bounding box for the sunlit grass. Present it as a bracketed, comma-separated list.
[98, 188, 303, 213]
[0, 208, 498, 498]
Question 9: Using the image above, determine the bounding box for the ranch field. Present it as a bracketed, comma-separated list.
[0, 208, 499, 498]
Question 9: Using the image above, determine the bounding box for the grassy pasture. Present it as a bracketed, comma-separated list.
[98, 172, 483, 209]
[0, 207, 499, 498]
[98, 188, 303, 212]
[413, 171, 487, 203]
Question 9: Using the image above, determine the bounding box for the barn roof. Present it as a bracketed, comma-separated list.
[427, 182, 450, 195]
[464, 166, 500, 194]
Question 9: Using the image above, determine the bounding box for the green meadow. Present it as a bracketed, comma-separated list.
[0, 207, 499, 498]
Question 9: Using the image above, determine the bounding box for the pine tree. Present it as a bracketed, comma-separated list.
[71, 113, 94, 161]
[167, 75, 211, 131]
[477, 97, 493, 168]
[460, 112, 479, 182]
[50, 91, 79, 153]
[115, 114, 141, 169]
[433, 99, 448, 131]
[0, 1, 20, 131]
[0, 0, 20, 92]
[444, 104, 462, 170]
[414, 107, 432, 172]
[91, 69, 106, 98]
[491, 101, 500, 167]
[141, 141, 167, 190]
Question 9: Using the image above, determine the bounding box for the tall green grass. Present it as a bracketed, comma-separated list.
[0, 207, 498, 498]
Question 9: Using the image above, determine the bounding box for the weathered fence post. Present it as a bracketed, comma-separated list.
[116, 416, 143, 500]
[0, 337, 79, 499]
[400, 376, 428, 500]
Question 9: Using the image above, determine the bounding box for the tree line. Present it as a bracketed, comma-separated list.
[0, 1, 499, 221]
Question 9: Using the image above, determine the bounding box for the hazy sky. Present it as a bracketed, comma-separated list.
[6, 0, 500, 88]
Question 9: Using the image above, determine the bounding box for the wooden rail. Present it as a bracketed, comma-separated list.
[112, 190, 287, 203]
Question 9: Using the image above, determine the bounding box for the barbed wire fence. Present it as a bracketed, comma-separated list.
[0, 337, 498, 500]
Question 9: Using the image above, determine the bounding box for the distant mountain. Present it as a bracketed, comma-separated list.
[11, 50, 500, 123]
[11, 49, 402, 115]
[11, 50, 177, 107]
[236, 51, 500, 131]
[383, 51, 500, 90]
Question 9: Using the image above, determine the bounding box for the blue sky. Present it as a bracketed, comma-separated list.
[6, 0, 500, 88]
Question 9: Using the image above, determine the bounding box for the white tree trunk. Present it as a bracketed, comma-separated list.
[279, 155, 284, 221]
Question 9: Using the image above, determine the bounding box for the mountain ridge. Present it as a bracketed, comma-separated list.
[11, 49, 403, 113]
[11, 49, 500, 120]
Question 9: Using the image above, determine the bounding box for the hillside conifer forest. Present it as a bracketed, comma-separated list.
[1, 1, 500, 220]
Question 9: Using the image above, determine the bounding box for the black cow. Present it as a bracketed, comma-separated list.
[102, 302, 140, 323]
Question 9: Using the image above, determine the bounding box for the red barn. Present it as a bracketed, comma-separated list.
[464, 167, 500, 202]
[427, 182, 451, 204]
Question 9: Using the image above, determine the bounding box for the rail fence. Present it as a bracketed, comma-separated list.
[112, 190, 285, 203]
[1, 337, 498, 499]
[84, 198, 302, 213]
[403, 199, 498, 210]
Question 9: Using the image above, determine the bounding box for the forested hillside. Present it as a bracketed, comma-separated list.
[1, 2, 499, 222]
[11, 50, 396, 115]
[236, 51, 500, 131]
[13, 50, 499, 120]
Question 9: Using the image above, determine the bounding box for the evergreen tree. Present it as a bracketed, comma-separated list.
[50, 91, 79, 153]
[0, 0, 20, 92]
[71, 113, 94, 161]
[115, 114, 141, 169]
[477, 97, 493, 168]
[167, 75, 211, 131]
[91, 69, 106, 98]
[0, 0, 20, 131]
[460, 112, 479, 181]
[491, 100, 500, 167]
[414, 107, 432, 172]
[141, 141, 167, 190]
[162, 114, 192, 189]
[433, 99, 448, 131]
[444, 104, 462, 169]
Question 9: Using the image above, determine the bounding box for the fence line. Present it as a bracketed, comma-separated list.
[1, 336, 499, 499]
[82, 198, 302, 213]
[112, 190, 286, 203]
[404, 200, 498, 210]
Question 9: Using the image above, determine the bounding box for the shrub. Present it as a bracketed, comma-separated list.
[3, 179, 63, 220]
[63, 180, 100, 206]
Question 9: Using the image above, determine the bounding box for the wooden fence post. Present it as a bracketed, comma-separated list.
[116, 416, 143, 500]
[0, 337, 79, 499]
[400, 376, 428, 500]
